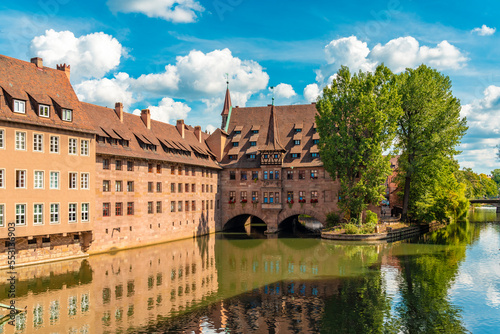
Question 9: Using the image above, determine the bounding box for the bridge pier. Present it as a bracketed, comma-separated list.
[497, 206, 500, 213]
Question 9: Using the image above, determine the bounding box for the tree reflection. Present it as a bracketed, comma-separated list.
[321, 272, 390, 333]
[389, 221, 476, 333]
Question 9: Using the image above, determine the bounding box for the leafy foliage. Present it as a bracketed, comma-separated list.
[394, 65, 468, 222]
[326, 212, 341, 228]
[456, 168, 498, 199]
[316, 65, 402, 221]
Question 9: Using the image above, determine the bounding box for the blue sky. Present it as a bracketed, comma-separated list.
[0, 0, 499, 173]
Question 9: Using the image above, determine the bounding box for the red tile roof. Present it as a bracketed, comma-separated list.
[0, 55, 94, 134]
[221, 103, 323, 168]
[82, 102, 220, 169]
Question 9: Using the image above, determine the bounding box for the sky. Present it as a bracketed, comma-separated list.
[0, 0, 499, 174]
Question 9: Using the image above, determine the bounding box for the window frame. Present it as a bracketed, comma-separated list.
[81, 140, 89, 156]
[50, 203, 60, 224]
[68, 203, 77, 223]
[50, 135, 59, 153]
[15, 131, 26, 151]
[15, 203, 26, 226]
[127, 202, 134, 215]
[0, 169, 5, 188]
[50, 171, 60, 189]
[68, 138, 77, 155]
[0, 204, 4, 227]
[0, 129, 4, 149]
[102, 203, 110, 217]
[62, 109, 72, 122]
[80, 173, 89, 189]
[39, 104, 50, 118]
[14, 100, 26, 114]
[34, 170, 44, 189]
[81, 203, 89, 222]
[15, 169, 27, 189]
[33, 133, 43, 152]
[33, 203, 44, 225]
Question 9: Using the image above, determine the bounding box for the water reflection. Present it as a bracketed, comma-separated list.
[0, 210, 498, 333]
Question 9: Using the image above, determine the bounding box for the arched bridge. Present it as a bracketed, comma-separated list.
[470, 199, 500, 212]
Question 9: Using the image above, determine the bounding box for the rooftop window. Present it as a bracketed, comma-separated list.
[252, 130, 259, 134]
[39, 105, 49, 117]
[250, 141, 257, 146]
[14, 100, 25, 114]
[62, 109, 72, 122]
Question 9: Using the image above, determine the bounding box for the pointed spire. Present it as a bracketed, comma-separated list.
[261, 104, 286, 152]
[221, 74, 232, 116]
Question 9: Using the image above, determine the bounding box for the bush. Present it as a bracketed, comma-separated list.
[326, 212, 341, 228]
[344, 223, 359, 234]
[365, 210, 378, 225]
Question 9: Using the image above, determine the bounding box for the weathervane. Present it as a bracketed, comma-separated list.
[270, 86, 275, 105]
[225, 73, 229, 88]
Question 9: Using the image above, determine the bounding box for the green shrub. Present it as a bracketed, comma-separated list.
[344, 223, 359, 234]
[326, 212, 341, 228]
[365, 210, 378, 225]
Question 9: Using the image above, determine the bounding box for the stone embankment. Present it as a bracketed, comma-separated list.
[321, 221, 443, 242]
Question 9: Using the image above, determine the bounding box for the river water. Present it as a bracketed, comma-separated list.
[0, 209, 499, 333]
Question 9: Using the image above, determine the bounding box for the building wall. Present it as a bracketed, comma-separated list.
[219, 166, 343, 232]
[91, 154, 219, 253]
[0, 121, 95, 265]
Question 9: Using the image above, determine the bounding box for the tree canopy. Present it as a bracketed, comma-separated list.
[316, 65, 402, 221]
[394, 65, 468, 222]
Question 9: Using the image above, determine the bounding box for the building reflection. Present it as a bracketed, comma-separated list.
[0, 236, 217, 333]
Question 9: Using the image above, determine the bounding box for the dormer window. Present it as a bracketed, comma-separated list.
[313, 139, 319, 145]
[62, 109, 72, 122]
[252, 130, 259, 134]
[250, 141, 257, 146]
[294, 140, 301, 145]
[291, 153, 300, 158]
[234, 130, 241, 135]
[232, 142, 239, 147]
[39, 105, 49, 117]
[14, 100, 25, 114]
[294, 128, 302, 133]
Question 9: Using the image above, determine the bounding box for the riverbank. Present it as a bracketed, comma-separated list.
[321, 221, 444, 242]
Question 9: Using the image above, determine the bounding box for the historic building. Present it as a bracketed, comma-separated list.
[0, 55, 95, 265]
[82, 102, 221, 253]
[0, 54, 222, 265]
[217, 88, 381, 232]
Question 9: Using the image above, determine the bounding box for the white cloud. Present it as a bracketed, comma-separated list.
[131, 48, 269, 107]
[457, 85, 500, 173]
[272, 83, 296, 99]
[315, 36, 468, 85]
[303, 83, 321, 103]
[472, 24, 496, 36]
[205, 124, 216, 134]
[132, 97, 190, 124]
[75, 72, 135, 109]
[30, 29, 125, 82]
[107, 0, 204, 23]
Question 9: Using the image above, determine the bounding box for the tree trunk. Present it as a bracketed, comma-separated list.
[402, 174, 411, 222]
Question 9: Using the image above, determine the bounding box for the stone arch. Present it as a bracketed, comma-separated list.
[223, 212, 268, 231]
[277, 208, 326, 228]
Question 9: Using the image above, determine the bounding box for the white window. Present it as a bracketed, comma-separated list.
[33, 204, 43, 225]
[81, 203, 89, 222]
[50, 204, 59, 224]
[69, 172, 77, 189]
[39, 105, 49, 117]
[16, 170, 26, 188]
[81, 140, 89, 156]
[69, 138, 77, 155]
[33, 133, 43, 152]
[0, 169, 4, 188]
[14, 100, 25, 114]
[0, 204, 4, 227]
[50, 171, 59, 189]
[80, 173, 89, 189]
[0, 129, 4, 149]
[15, 131, 26, 150]
[69, 203, 77, 223]
[16, 204, 26, 226]
[62, 109, 72, 121]
[34, 171, 44, 189]
[50, 136, 59, 153]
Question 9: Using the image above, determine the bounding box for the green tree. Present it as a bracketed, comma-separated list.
[316, 65, 402, 221]
[395, 65, 468, 222]
[490, 168, 500, 188]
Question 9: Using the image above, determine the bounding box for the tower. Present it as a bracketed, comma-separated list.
[221, 77, 232, 132]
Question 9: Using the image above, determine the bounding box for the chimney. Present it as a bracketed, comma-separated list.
[56, 63, 71, 80]
[115, 102, 123, 122]
[176, 119, 185, 139]
[31, 57, 43, 68]
[194, 126, 202, 143]
[141, 109, 151, 129]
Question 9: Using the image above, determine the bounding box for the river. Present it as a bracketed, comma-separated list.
[0, 208, 499, 333]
